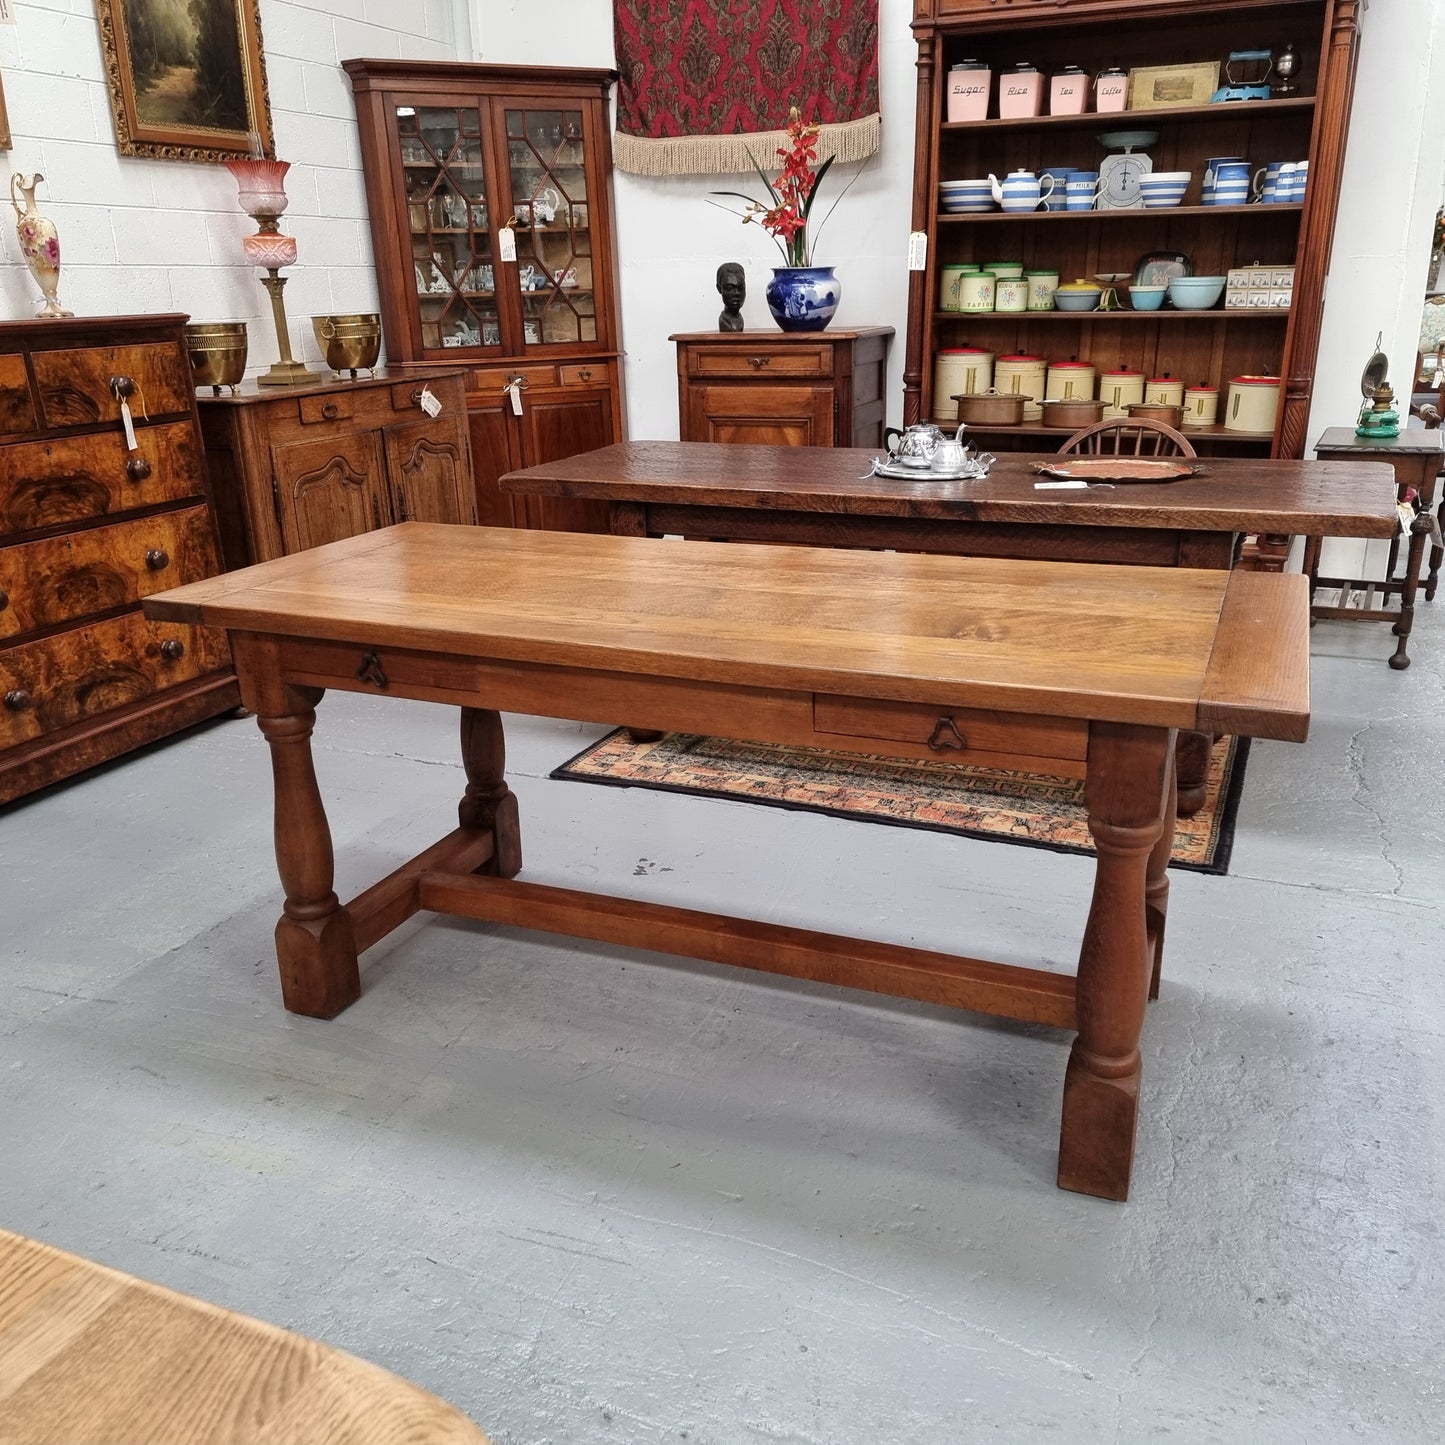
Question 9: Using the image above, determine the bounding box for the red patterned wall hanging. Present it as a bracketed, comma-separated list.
[613, 0, 881, 176]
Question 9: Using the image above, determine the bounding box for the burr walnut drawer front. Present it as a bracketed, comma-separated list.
[812, 694, 1089, 771]
[0, 505, 220, 640]
[0, 353, 39, 437]
[0, 610, 228, 749]
[686, 345, 834, 379]
[31, 343, 194, 428]
[0, 422, 203, 538]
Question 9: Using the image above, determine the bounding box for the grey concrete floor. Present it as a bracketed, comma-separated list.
[2, 597, 1443, 1445]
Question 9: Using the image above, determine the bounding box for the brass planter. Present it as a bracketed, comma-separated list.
[311, 313, 382, 378]
[184, 321, 248, 394]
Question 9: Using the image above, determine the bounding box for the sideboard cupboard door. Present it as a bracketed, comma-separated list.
[382, 417, 471, 525]
[0, 314, 237, 805]
[685, 383, 836, 448]
[271, 432, 391, 554]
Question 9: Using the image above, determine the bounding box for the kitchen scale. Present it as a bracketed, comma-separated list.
[1096, 131, 1156, 211]
[1212, 50, 1274, 102]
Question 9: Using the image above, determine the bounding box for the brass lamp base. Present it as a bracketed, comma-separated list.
[257, 358, 321, 387]
[257, 269, 318, 387]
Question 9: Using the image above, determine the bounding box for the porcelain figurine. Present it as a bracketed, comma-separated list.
[11, 172, 73, 319]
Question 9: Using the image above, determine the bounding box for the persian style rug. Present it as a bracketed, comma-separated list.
[612, 0, 881, 175]
[552, 731, 1251, 875]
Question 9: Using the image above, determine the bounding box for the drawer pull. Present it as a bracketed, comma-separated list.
[321, 402, 339, 420]
[0, 589, 7, 612]
[145, 548, 170, 571]
[356, 651, 389, 689]
[126, 457, 152, 481]
[159, 639, 185, 661]
[5, 689, 34, 711]
[927, 715, 968, 752]
[108, 375, 136, 400]
[747, 355, 771, 369]
[577, 367, 593, 381]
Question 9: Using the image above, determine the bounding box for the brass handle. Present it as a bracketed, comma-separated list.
[108, 375, 136, 399]
[506, 374, 530, 390]
[321, 402, 339, 419]
[4, 688, 31, 711]
[411, 389, 424, 403]
[747, 356, 771, 369]
[926, 715, 968, 752]
[126, 457, 152, 481]
[578, 367, 593, 381]
[145, 548, 170, 571]
[356, 651, 388, 689]
[159, 639, 185, 661]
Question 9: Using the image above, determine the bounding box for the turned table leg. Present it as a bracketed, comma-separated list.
[1058, 722, 1173, 1201]
[1146, 745, 1178, 1003]
[1389, 511, 1432, 669]
[257, 685, 360, 1019]
[1173, 729, 1213, 817]
[459, 707, 523, 878]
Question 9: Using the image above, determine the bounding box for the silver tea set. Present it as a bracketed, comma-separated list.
[867, 423, 996, 481]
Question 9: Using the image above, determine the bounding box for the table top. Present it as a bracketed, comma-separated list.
[0, 1227, 489, 1445]
[1314, 426, 1445, 456]
[500, 441, 1398, 537]
[144, 523, 1309, 740]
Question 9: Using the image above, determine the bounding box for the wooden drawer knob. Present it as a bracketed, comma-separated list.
[4, 689, 32, 711]
[927, 715, 968, 752]
[126, 457, 152, 481]
[108, 375, 136, 399]
[145, 548, 170, 571]
[159, 639, 185, 661]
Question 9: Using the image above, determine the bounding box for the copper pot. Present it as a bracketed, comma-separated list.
[1127, 401, 1185, 428]
[1041, 397, 1104, 428]
[184, 321, 248, 394]
[953, 388, 1030, 426]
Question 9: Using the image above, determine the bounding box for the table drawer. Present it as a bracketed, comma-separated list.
[687, 345, 834, 379]
[813, 693, 1087, 768]
[0, 504, 219, 640]
[0, 421, 203, 537]
[32, 342, 193, 428]
[0, 610, 229, 749]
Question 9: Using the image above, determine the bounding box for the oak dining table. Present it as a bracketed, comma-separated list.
[143, 523, 1310, 1200]
[501, 440, 1395, 813]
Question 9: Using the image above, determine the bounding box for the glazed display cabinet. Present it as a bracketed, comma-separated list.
[906, 0, 1361, 459]
[345, 60, 623, 532]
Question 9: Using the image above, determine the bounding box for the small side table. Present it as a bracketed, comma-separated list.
[1306, 427, 1444, 669]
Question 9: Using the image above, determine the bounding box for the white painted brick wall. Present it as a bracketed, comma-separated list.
[0, 0, 470, 373]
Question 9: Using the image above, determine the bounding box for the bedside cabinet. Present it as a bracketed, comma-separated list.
[197, 369, 474, 565]
[672, 328, 893, 448]
[0, 315, 237, 805]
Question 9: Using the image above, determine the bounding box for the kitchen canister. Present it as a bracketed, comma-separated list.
[1025, 269, 1060, 310]
[1182, 384, 1220, 427]
[1094, 66, 1128, 113]
[995, 276, 1029, 313]
[1224, 374, 1282, 432]
[934, 347, 995, 420]
[983, 259, 1025, 279]
[1045, 359, 1097, 401]
[995, 353, 1047, 421]
[1144, 374, 1185, 407]
[1049, 66, 1089, 115]
[998, 62, 1044, 119]
[939, 263, 973, 311]
[1098, 366, 1145, 418]
[946, 60, 992, 122]
[959, 270, 996, 312]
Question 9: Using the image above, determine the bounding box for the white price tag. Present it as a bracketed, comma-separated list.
[118, 397, 138, 451]
[1398, 502, 1416, 536]
[498, 226, 517, 263]
[417, 385, 442, 418]
[504, 379, 524, 415]
[907, 231, 928, 271]
[1035, 479, 1090, 490]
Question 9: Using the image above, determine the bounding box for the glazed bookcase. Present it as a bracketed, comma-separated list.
[906, 0, 1362, 459]
[346, 60, 624, 532]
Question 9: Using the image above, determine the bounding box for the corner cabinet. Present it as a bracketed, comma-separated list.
[345, 59, 624, 534]
[906, 0, 1361, 459]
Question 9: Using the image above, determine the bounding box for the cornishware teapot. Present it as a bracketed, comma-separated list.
[989, 169, 1056, 214]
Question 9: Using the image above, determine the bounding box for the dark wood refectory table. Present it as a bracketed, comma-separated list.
[144, 524, 1310, 1200]
[502, 441, 1393, 815]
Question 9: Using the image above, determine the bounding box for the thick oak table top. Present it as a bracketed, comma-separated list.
[501, 440, 1399, 537]
[145, 522, 1309, 741]
[0, 1227, 488, 1445]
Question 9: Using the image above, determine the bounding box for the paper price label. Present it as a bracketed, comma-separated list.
[417, 385, 442, 418]
[907, 231, 928, 271]
[498, 227, 517, 263]
[119, 398, 138, 451]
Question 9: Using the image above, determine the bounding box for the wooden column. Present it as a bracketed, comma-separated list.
[459, 706, 523, 877]
[1146, 745, 1179, 1003]
[1058, 721, 1174, 1200]
[902, 21, 937, 427]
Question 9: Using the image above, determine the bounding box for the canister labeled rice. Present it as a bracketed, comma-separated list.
[994, 353, 1047, 421]
[933, 347, 995, 421]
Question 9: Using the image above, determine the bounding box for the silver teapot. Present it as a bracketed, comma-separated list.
[884, 422, 967, 470]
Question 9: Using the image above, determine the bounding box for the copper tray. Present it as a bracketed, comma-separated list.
[1031, 458, 1204, 483]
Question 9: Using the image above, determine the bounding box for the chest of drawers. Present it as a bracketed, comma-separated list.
[0, 315, 236, 805]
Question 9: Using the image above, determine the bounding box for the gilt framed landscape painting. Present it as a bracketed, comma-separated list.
[96, 0, 274, 161]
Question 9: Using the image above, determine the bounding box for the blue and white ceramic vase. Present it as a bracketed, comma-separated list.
[764, 266, 841, 332]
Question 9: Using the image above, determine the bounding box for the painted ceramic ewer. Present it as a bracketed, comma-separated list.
[11, 172, 73, 319]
